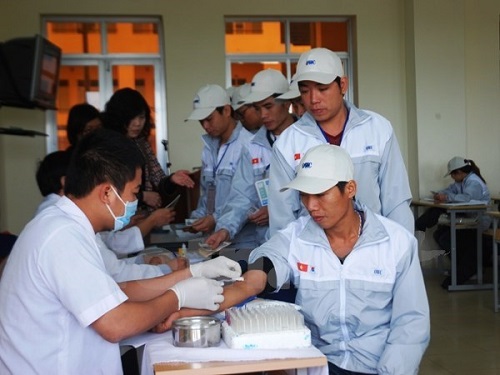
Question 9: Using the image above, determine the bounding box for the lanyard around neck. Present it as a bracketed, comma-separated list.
[266, 130, 276, 147]
[213, 143, 230, 178]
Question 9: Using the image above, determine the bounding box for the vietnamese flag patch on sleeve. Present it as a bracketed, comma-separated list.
[252, 157, 259, 164]
[294, 153, 301, 160]
[297, 262, 309, 272]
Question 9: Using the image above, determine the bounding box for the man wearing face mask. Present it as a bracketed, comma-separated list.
[33, 149, 178, 281]
[106, 185, 139, 230]
[0, 129, 241, 374]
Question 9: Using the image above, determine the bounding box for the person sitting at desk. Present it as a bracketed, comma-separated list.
[0, 128, 240, 374]
[415, 156, 491, 288]
[157, 144, 430, 375]
[63, 100, 192, 262]
[34, 149, 184, 281]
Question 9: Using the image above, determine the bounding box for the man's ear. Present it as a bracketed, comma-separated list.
[346, 180, 357, 199]
[223, 104, 233, 117]
[279, 99, 291, 109]
[340, 77, 349, 95]
[98, 183, 113, 204]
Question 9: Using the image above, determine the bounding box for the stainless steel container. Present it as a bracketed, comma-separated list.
[172, 316, 221, 347]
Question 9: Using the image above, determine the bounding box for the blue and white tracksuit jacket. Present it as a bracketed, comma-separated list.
[268, 101, 413, 236]
[439, 172, 491, 230]
[215, 126, 270, 248]
[190, 122, 252, 221]
[249, 204, 430, 374]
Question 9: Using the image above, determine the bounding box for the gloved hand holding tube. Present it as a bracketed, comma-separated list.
[189, 256, 242, 279]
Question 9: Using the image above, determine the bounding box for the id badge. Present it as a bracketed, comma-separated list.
[206, 182, 216, 215]
[254, 178, 269, 206]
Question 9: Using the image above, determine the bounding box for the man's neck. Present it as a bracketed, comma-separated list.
[69, 194, 106, 234]
[324, 209, 361, 260]
[319, 104, 348, 136]
[272, 113, 295, 136]
[219, 119, 236, 145]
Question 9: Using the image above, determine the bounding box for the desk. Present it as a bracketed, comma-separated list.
[129, 331, 328, 375]
[154, 357, 327, 375]
[486, 211, 500, 312]
[412, 200, 490, 291]
[491, 195, 500, 211]
[146, 224, 204, 251]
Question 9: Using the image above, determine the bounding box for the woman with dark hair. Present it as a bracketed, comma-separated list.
[415, 156, 491, 288]
[103, 88, 194, 211]
[66, 103, 101, 148]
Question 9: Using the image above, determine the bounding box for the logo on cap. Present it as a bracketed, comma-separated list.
[305, 59, 316, 66]
[302, 162, 313, 169]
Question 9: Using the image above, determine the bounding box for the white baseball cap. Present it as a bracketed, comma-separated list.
[244, 69, 289, 104]
[231, 83, 252, 110]
[276, 73, 300, 100]
[281, 144, 354, 194]
[294, 48, 344, 85]
[226, 86, 236, 100]
[186, 84, 230, 121]
[445, 156, 470, 177]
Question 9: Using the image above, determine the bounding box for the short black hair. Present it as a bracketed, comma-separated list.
[36, 150, 73, 196]
[336, 181, 348, 193]
[66, 103, 100, 147]
[64, 128, 144, 198]
[102, 87, 153, 138]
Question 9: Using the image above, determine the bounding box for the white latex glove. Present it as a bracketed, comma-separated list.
[190, 256, 242, 279]
[169, 277, 224, 311]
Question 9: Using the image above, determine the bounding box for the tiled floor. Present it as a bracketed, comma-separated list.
[419, 261, 500, 374]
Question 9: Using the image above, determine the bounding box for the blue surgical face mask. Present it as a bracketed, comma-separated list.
[105, 185, 138, 231]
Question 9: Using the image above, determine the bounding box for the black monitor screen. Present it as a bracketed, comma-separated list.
[0, 35, 61, 110]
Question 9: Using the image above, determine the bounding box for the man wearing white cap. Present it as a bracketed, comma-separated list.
[250, 145, 429, 374]
[185, 84, 252, 234]
[268, 48, 414, 236]
[205, 69, 295, 252]
[166, 144, 430, 375]
[276, 73, 306, 118]
[231, 83, 262, 133]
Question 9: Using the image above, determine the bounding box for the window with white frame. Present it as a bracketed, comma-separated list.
[42, 16, 169, 171]
[224, 17, 354, 102]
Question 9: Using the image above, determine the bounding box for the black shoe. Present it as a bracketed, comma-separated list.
[441, 276, 451, 290]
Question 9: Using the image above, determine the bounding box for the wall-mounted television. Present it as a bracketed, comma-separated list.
[0, 34, 61, 110]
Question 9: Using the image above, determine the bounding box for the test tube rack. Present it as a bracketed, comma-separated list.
[222, 301, 311, 349]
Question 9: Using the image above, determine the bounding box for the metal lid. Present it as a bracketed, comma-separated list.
[172, 316, 220, 329]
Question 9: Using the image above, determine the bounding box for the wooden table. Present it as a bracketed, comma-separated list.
[412, 199, 491, 291]
[491, 195, 500, 210]
[154, 356, 327, 375]
[135, 330, 329, 375]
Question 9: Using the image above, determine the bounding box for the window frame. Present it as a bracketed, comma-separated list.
[42, 16, 169, 171]
[225, 16, 354, 103]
